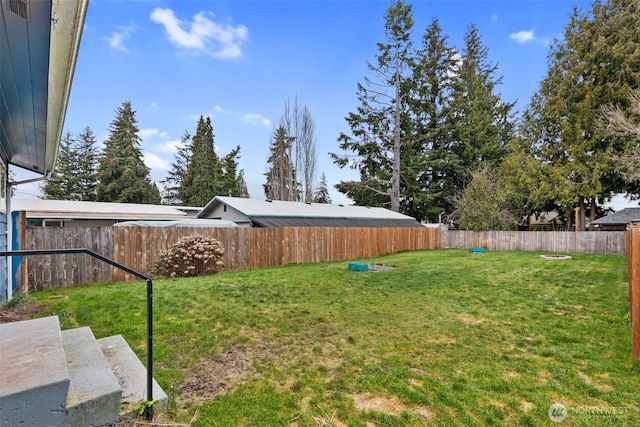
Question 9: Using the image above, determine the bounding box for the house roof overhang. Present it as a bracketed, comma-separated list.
[0, 0, 88, 175]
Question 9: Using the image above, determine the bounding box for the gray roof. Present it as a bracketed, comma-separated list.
[198, 196, 421, 228]
[591, 207, 640, 226]
[12, 199, 188, 221]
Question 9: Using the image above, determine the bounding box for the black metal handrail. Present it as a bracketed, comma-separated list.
[0, 248, 155, 420]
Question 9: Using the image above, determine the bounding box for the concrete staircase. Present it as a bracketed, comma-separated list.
[0, 316, 167, 426]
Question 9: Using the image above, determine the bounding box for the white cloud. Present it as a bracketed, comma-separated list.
[103, 25, 136, 52]
[144, 153, 170, 170]
[189, 108, 271, 127]
[243, 113, 271, 127]
[150, 8, 248, 58]
[139, 128, 160, 140]
[491, 13, 498, 24]
[509, 29, 535, 44]
[157, 139, 184, 152]
[150, 102, 158, 109]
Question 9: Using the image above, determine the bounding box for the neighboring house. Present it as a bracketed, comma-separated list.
[12, 199, 192, 227]
[1, 0, 88, 300]
[525, 211, 564, 231]
[590, 207, 640, 231]
[197, 196, 422, 228]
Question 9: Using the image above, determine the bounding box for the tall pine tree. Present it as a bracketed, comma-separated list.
[161, 131, 191, 205]
[41, 128, 99, 201]
[447, 24, 515, 191]
[331, 0, 414, 211]
[180, 116, 221, 206]
[41, 132, 77, 200]
[313, 172, 332, 204]
[236, 169, 250, 198]
[75, 127, 99, 201]
[264, 125, 299, 201]
[405, 18, 458, 221]
[96, 100, 160, 204]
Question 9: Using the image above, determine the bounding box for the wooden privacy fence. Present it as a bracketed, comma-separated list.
[23, 226, 628, 289]
[25, 226, 113, 291]
[444, 230, 626, 255]
[113, 226, 442, 281]
[21, 226, 441, 287]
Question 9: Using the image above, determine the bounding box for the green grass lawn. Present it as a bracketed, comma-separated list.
[23, 249, 640, 426]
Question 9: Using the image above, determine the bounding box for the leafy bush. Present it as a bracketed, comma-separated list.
[152, 235, 225, 278]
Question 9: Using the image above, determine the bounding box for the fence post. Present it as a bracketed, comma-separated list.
[630, 226, 640, 361]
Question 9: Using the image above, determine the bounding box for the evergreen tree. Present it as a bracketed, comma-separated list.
[74, 127, 99, 201]
[404, 18, 457, 221]
[161, 131, 191, 205]
[331, 0, 414, 212]
[236, 169, 250, 198]
[220, 145, 242, 197]
[521, 0, 640, 228]
[41, 128, 99, 201]
[447, 24, 515, 191]
[41, 132, 77, 200]
[96, 100, 160, 204]
[264, 125, 299, 201]
[165, 120, 243, 205]
[313, 172, 332, 204]
[180, 116, 222, 207]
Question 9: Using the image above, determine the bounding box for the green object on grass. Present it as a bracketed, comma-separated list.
[139, 399, 158, 415]
[348, 262, 369, 271]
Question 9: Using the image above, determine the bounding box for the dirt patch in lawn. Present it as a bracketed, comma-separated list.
[178, 344, 263, 403]
[352, 393, 434, 422]
[457, 313, 485, 325]
[0, 301, 49, 324]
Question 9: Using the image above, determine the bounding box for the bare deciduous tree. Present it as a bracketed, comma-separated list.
[605, 90, 640, 182]
[280, 96, 317, 202]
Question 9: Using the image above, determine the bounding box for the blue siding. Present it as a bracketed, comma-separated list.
[0, 212, 6, 301]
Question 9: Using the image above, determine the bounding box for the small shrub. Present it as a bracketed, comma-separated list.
[151, 235, 225, 278]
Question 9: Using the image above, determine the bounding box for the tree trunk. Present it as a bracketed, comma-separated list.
[578, 196, 586, 231]
[391, 63, 401, 213]
[589, 198, 596, 231]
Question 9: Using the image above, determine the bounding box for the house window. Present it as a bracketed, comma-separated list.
[224, 205, 227, 212]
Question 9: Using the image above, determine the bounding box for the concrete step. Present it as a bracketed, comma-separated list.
[0, 316, 70, 426]
[61, 327, 122, 427]
[97, 335, 168, 419]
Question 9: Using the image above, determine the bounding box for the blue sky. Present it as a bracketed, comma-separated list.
[20, 0, 632, 209]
